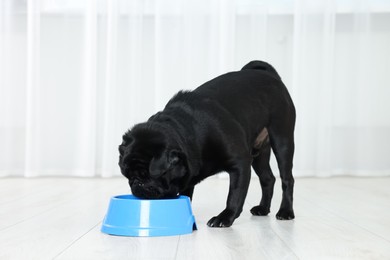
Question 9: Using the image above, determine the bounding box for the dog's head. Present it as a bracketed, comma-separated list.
[118, 125, 189, 199]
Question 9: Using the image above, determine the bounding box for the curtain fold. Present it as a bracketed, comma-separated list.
[1, 0, 389, 177]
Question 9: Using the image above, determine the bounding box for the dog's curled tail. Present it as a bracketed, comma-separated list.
[241, 60, 281, 80]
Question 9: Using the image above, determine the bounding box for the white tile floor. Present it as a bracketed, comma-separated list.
[0, 176, 389, 260]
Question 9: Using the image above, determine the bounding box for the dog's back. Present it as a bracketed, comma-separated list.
[188, 61, 294, 140]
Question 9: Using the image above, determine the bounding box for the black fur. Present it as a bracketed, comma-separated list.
[119, 60, 296, 227]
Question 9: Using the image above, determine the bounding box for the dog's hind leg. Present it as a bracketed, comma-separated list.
[250, 132, 276, 216]
[268, 116, 295, 220]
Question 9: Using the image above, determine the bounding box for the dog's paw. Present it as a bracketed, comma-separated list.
[276, 208, 295, 220]
[250, 205, 270, 216]
[207, 216, 232, 227]
[207, 209, 235, 228]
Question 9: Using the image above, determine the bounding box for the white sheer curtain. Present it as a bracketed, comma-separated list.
[1, 0, 389, 177]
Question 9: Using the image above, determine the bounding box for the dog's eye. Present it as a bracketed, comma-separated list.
[168, 151, 180, 165]
[170, 157, 180, 165]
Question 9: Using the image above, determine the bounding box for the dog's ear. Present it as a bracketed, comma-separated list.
[149, 150, 183, 178]
[119, 132, 134, 155]
[121, 132, 134, 147]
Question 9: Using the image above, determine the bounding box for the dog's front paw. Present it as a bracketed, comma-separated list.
[250, 205, 270, 216]
[207, 209, 236, 228]
[276, 208, 295, 220]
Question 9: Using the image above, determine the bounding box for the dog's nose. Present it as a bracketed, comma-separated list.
[133, 179, 144, 187]
[130, 180, 145, 188]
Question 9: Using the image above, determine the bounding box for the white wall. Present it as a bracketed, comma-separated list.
[1, 0, 390, 177]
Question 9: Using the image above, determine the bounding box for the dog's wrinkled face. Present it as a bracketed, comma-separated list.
[118, 129, 188, 199]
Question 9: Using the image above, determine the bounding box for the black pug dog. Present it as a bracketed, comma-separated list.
[119, 60, 295, 227]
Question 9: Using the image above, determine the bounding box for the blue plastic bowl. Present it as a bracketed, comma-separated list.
[101, 195, 197, 237]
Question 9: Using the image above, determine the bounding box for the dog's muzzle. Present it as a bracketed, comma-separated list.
[131, 179, 163, 199]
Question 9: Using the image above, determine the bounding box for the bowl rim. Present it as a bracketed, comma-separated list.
[112, 194, 190, 202]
